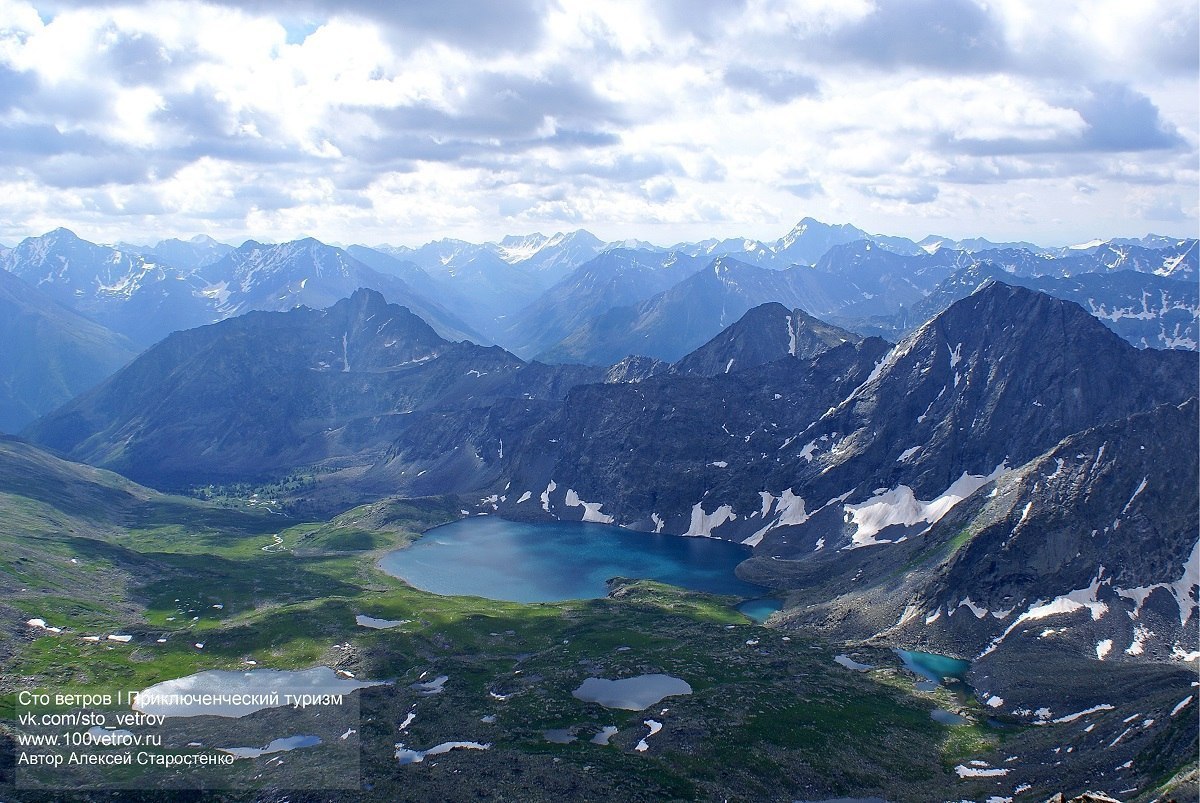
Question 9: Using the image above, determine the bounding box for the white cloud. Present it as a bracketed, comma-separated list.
[0, 0, 1193, 246]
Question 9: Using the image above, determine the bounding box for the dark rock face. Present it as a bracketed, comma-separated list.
[746, 399, 1197, 656]
[918, 399, 1198, 655]
[498, 336, 892, 531]
[788, 281, 1197, 521]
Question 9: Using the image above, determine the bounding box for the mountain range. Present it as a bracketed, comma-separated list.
[6, 212, 1198, 800]
[21, 277, 1199, 682]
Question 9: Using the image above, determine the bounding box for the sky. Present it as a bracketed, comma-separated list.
[0, 0, 1196, 248]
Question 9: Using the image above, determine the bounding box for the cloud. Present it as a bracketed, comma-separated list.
[98, 28, 177, 86]
[40, 0, 553, 51]
[723, 65, 818, 104]
[780, 181, 823, 199]
[0, 65, 38, 110]
[824, 0, 1008, 72]
[355, 69, 624, 164]
[944, 83, 1184, 156]
[0, 0, 1193, 245]
[649, 0, 750, 40]
[1077, 82, 1183, 151]
[860, 179, 940, 205]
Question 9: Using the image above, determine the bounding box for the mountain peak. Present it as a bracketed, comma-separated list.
[345, 286, 390, 310]
[672, 301, 863, 377]
[42, 227, 82, 243]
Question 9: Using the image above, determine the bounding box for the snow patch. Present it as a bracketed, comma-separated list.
[954, 764, 1008, 778]
[1125, 626, 1152, 656]
[845, 465, 1005, 548]
[563, 488, 614, 524]
[1115, 537, 1199, 625]
[634, 719, 662, 752]
[26, 618, 63, 634]
[1040, 703, 1114, 724]
[540, 480, 556, 512]
[685, 503, 736, 537]
[1095, 639, 1113, 660]
[978, 571, 1110, 658]
[955, 598, 988, 619]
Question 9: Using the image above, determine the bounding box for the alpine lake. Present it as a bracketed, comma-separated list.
[377, 516, 766, 603]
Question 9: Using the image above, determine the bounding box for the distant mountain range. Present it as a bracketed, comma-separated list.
[0, 220, 1195, 436]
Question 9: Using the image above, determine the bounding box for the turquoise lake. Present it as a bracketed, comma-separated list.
[378, 517, 764, 603]
[895, 649, 971, 684]
[735, 598, 784, 623]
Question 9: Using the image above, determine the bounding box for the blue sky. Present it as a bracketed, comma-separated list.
[0, 0, 1195, 247]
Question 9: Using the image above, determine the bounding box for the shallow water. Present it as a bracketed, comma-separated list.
[356, 614, 405, 629]
[834, 654, 873, 671]
[894, 649, 970, 684]
[379, 517, 763, 602]
[590, 726, 619, 745]
[572, 674, 693, 710]
[736, 597, 783, 622]
[220, 734, 322, 759]
[395, 740, 489, 765]
[930, 708, 968, 726]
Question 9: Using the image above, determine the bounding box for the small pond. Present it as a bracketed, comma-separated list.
[220, 734, 322, 759]
[894, 649, 970, 685]
[572, 674, 693, 711]
[736, 597, 783, 623]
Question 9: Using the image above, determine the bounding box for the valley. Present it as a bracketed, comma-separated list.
[4, 457, 1186, 802]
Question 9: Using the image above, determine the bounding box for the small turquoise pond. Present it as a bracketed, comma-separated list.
[736, 598, 783, 623]
[895, 649, 971, 684]
[379, 517, 764, 603]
